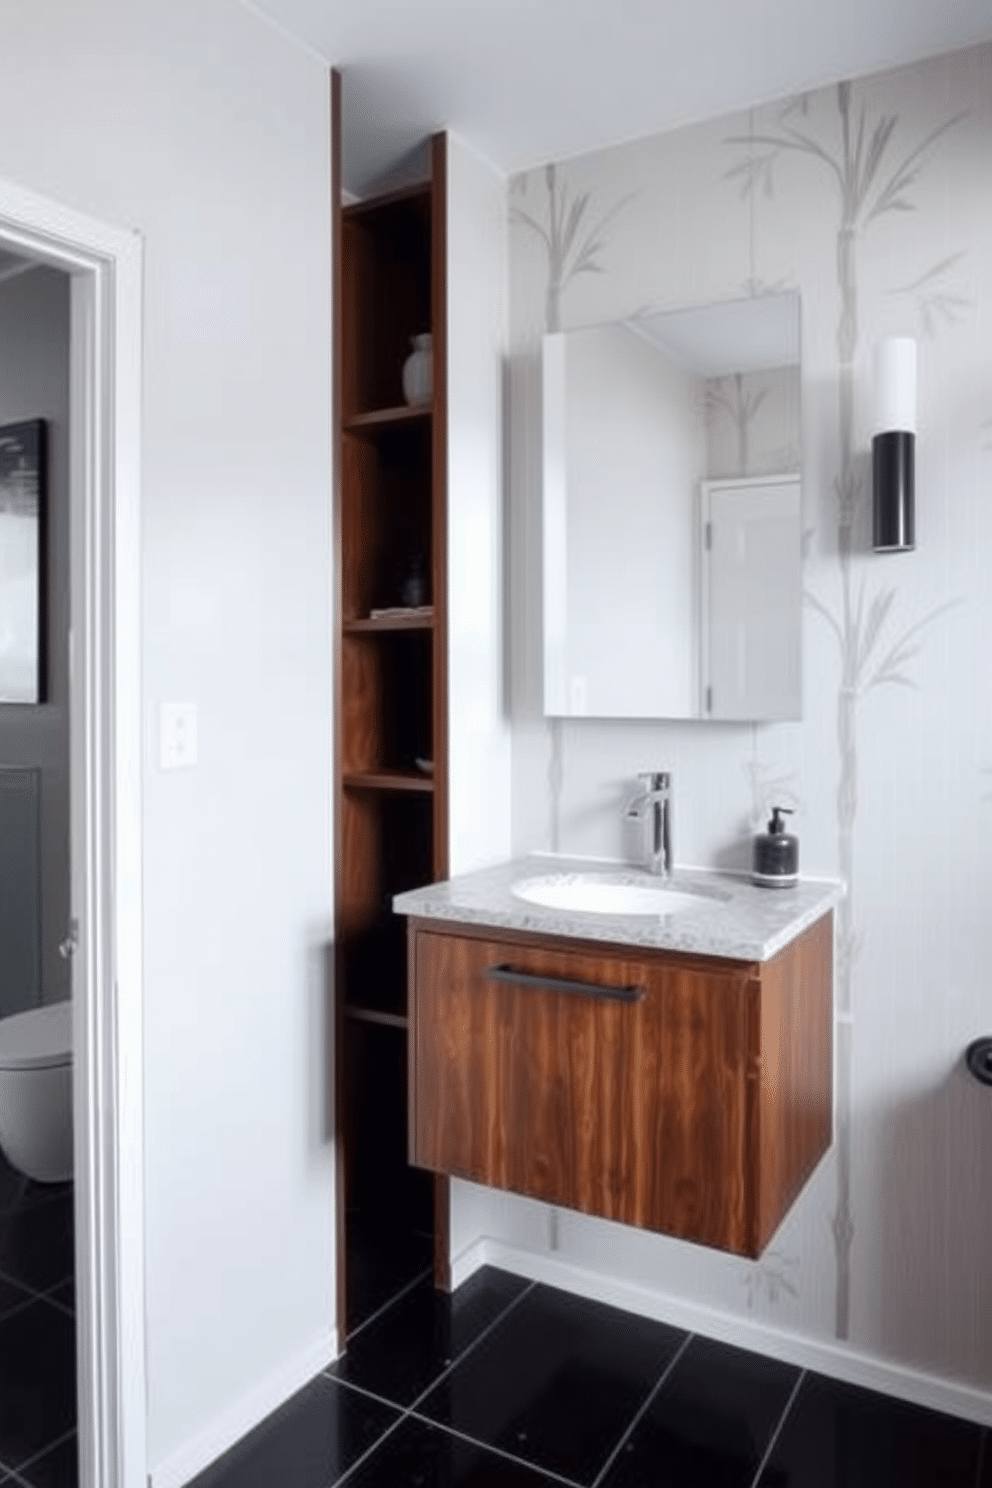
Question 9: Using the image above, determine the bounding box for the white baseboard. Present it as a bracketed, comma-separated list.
[149, 1330, 339, 1488]
[454, 1238, 992, 1430]
[450, 1235, 490, 1291]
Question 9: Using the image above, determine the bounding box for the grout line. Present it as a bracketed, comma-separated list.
[327, 1281, 541, 1487]
[335, 1278, 711, 1488]
[405, 1279, 539, 1417]
[323, 1413, 410, 1488]
[330, 1375, 409, 1415]
[41, 1294, 74, 1319]
[0, 1266, 44, 1301]
[338, 1279, 539, 1420]
[407, 1411, 584, 1488]
[975, 1425, 987, 1488]
[0, 1292, 43, 1327]
[0, 1267, 73, 1314]
[41, 1275, 73, 1297]
[343, 1265, 433, 1344]
[0, 1285, 73, 1330]
[589, 1331, 695, 1488]
[747, 1368, 806, 1488]
[9, 1427, 77, 1480]
[39, 1277, 74, 1318]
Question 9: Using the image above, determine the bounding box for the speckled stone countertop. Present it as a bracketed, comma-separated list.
[393, 855, 844, 963]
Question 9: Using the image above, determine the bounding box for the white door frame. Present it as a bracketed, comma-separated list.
[0, 180, 145, 1488]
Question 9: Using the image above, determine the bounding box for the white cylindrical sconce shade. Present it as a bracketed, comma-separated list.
[872, 336, 916, 552]
[873, 337, 917, 435]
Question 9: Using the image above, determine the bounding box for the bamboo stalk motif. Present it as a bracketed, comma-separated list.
[727, 81, 961, 1340]
[705, 372, 769, 476]
[512, 164, 633, 334]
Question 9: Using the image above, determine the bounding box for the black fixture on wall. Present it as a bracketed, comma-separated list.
[966, 1037, 992, 1088]
[872, 337, 915, 553]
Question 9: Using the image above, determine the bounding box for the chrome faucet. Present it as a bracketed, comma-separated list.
[626, 771, 673, 878]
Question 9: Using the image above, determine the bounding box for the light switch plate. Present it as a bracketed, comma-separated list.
[159, 702, 198, 770]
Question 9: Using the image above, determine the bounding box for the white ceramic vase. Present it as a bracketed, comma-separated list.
[402, 333, 433, 406]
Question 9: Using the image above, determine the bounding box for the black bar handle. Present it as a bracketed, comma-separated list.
[966, 1038, 992, 1088]
[486, 964, 643, 1004]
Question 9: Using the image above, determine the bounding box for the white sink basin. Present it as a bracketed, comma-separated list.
[512, 874, 708, 917]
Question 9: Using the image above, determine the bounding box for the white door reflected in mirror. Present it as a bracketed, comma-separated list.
[701, 475, 801, 720]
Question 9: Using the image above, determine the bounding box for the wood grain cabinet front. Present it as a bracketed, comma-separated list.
[408, 914, 832, 1258]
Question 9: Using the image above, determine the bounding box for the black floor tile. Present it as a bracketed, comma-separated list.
[755, 1372, 982, 1488]
[0, 1154, 29, 1218]
[599, 1334, 799, 1488]
[44, 1282, 74, 1317]
[341, 1415, 562, 1488]
[16, 1433, 78, 1488]
[332, 1267, 531, 1408]
[0, 1300, 76, 1470]
[0, 1273, 35, 1321]
[0, 1191, 74, 1294]
[0, 1152, 70, 1219]
[417, 1283, 687, 1487]
[346, 1213, 433, 1335]
[187, 1375, 400, 1488]
[980, 1429, 991, 1488]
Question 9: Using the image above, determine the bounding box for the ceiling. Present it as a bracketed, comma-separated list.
[638, 292, 800, 377]
[242, 0, 992, 196]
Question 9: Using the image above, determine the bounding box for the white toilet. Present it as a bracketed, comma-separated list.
[0, 1000, 73, 1183]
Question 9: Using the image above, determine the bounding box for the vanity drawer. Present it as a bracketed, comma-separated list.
[410, 927, 765, 1254]
[408, 913, 833, 1258]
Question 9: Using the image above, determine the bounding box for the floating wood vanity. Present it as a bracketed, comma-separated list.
[394, 861, 840, 1260]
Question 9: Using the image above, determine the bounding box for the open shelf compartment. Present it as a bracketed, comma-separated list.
[341, 185, 432, 419]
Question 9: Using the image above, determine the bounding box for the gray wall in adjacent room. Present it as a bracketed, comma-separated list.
[0, 264, 71, 1009]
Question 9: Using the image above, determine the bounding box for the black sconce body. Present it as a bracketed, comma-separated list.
[872, 429, 915, 552]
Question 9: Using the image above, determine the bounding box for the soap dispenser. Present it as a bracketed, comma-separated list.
[752, 807, 799, 888]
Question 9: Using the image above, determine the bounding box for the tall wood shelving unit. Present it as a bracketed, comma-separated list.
[332, 72, 449, 1335]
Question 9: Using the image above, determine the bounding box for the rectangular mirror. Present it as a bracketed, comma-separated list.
[542, 292, 801, 721]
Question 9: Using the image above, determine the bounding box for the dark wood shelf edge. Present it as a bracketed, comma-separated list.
[330, 62, 348, 1344]
[344, 404, 432, 432]
[344, 180, 432, 219]
[342, 770, 435, 794]
[344, 611, 435, 633]
[345, 1005, 408, 1030]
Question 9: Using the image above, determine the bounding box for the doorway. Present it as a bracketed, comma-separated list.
[0, 179, 145, 1488]
[700, 473, 801, 720]
[0, 250, 75, 1488]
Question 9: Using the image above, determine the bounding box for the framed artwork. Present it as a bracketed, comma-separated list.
[0, 420, 46, 704]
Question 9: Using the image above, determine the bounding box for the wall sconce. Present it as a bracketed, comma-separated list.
[872, 336, 916, 552]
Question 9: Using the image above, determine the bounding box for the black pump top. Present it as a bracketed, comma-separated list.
[767, 806, 794, 835]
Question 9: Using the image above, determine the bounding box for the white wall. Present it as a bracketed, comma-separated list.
[0, 264, 71, 1008]
[445, 131, 512, 878]
[444, 131, 514, 1265]
[494, 41, 992, 1417]
[0, 4, 335, 1482]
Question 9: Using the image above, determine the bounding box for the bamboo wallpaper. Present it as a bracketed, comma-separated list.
[505, 43, 992, 1393]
